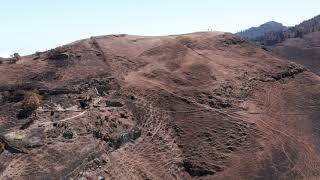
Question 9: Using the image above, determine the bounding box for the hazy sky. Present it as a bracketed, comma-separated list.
[0, 0, 319, 57]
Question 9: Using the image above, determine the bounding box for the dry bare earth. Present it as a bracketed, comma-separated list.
[271, 31, 320, 75]
[0, 32, 320, 180]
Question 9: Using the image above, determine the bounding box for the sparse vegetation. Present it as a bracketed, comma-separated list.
[63, 129, 74, 139]
[17, 90, 42, 119]
[1, 20, 320, 179]
[7, 53, 21, 64]
[33, 51, 41, 60]
[13, 53, 20, 60]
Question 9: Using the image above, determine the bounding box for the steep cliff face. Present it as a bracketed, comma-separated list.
[1, 32, 320, 179]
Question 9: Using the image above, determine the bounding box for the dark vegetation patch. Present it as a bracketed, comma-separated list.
[30, 71, 61, 82]
[48, 52, 69, 61]
[208, 97, 232, 109]
[0, 83, 43, 93]
[0, 143, 4, 154]
[38, 88, 80, 96]
[107, 127, 141, 149]
[271, 65, 305, 81]
[194, 91, 234, 110]
[46, 122, 69, 139]
[182, 160, 216, 177]
[20, 118, 36, 130]
[84, 158, 107, 172]
[17, 92, 41, 119]
[125, 100, 150, 125]
[0, 85, 80, 102]
[48, 53, 71, 67]
[72, 72, 114, 95]
[46, 47, 77, 67]
[219, 34, 246, 46]
[91, 119, 141, 150]
[16, 91, 42, 120]
[106, 100, 124, 107]
[258, 65, 305, 82]
[79, 96, 92, 109]
[63, 129, 74, 139]
[2, 90, 26, 103]
[1, 90, 42, 120]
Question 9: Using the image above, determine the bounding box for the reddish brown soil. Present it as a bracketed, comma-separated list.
[271, 31, 320, 75]
[1, 32, 320, 179]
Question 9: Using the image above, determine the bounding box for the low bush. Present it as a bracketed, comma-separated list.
[17, 90, 42, 119]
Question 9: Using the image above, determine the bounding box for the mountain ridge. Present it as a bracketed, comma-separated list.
[237, 21, 287, 39]
[1, 32, 320, 179]
[254, 14, 320, 45]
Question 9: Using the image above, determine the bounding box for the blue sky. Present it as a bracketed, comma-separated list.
[0, 0, 319, 57]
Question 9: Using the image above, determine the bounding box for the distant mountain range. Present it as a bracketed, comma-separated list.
[238, 14, 320, 75]
[237, 21, 287, 39]
[238, 15, 320, 46]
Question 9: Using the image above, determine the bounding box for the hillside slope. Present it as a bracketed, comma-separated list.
[1, 32, 320, 179]
[271, 31, 320, 75]
[247, 15, 320, 75]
